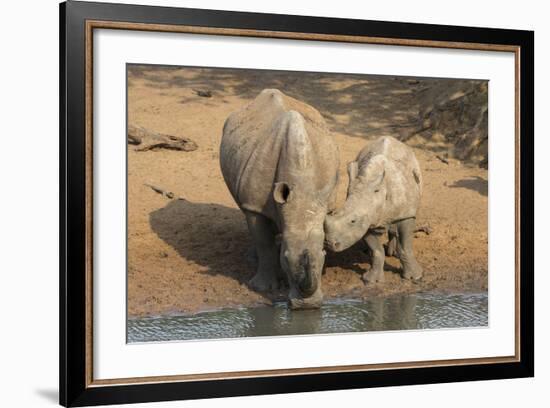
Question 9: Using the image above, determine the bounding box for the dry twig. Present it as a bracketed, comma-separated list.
[194, 89, 212, 97]
[144, 184, 175, 199]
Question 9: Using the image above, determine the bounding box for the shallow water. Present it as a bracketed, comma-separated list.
[127, 292, 488, 343]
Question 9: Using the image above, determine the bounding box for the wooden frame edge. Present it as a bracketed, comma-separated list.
[514, 46, 521, 361]
[85, 18, 94, 389]
[82, 18, 524, 389]
[88, 19, 520, 52]
[88, 356, 519, 387]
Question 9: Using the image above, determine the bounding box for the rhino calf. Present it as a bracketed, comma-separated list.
[324, 136, 423, 283]
[220, 89, 339, 308]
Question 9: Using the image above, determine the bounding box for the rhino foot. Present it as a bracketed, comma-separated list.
[402, 264, 423, 282]
[249, 271, 280, 292]
[394, 218, 423, 283]
[362, 268, 385, 284]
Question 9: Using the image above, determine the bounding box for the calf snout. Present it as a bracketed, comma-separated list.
[325, 239, 342, 252]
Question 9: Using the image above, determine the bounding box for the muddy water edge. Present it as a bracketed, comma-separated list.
[127, 292, 488, 343]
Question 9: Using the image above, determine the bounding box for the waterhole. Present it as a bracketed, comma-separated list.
[127, 292, 488, 343]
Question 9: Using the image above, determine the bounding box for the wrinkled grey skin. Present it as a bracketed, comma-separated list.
[220, 89, 339, 309]
[324, 136, 423, 283]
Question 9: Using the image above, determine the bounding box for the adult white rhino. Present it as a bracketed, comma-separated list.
[220, 89, 339, 309]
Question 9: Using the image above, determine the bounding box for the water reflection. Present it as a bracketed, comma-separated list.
[127, 292, 488, 343]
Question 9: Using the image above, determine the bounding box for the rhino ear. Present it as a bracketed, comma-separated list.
[346, 161, 359, 196]
[347, 161, 359, 182]
[273, 182, 292, 204]
[373, 170, 386, 188]
[361, 156, 387, 187]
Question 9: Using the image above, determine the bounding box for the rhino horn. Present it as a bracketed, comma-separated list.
[282, 111, 314, 172]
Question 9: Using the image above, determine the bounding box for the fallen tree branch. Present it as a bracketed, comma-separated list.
[414, 225, 433, 235]
[144, 183, 175, 199]
[128, 124, 198, 152]
[193, 89, 212, 97]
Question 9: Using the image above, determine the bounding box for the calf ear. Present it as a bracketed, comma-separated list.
[361, 156, 387, 187]
[273, 181, 292, 204]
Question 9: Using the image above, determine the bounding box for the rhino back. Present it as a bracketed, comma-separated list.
[357, 136, 422, 222]
[220, 89, 339, 218]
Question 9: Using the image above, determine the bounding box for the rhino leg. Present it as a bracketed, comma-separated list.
[244, 210, 281, 292]
[363, 230, 386, 284]
[396, 218, 423, 281]
[386, 224, 398, 257]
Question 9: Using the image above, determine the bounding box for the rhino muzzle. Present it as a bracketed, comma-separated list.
[294, 250, 319, 298]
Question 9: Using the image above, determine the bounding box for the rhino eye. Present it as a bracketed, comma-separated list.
[374, 189, 380, 193]
[350, 219, 356, 224]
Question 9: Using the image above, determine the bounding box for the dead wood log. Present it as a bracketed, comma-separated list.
[128, 124, 198, 152]
[415, 225, 433, 235]
[194, 89, 212, 97]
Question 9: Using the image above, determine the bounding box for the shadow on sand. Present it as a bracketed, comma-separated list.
[150, 199, 402, 293]
[149, 199, 253, 286]
[449, 176, 488, 196]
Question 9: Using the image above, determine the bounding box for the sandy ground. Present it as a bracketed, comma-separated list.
[127, 66, 488, 318]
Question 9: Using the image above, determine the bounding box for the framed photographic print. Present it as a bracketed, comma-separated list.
[59, 1, 534, 406]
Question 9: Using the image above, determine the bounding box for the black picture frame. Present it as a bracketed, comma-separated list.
[60, 1, 534, 406]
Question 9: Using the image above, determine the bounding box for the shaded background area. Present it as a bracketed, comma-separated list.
[127, 65, 488, 317]
[129, 65, 488, 165]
